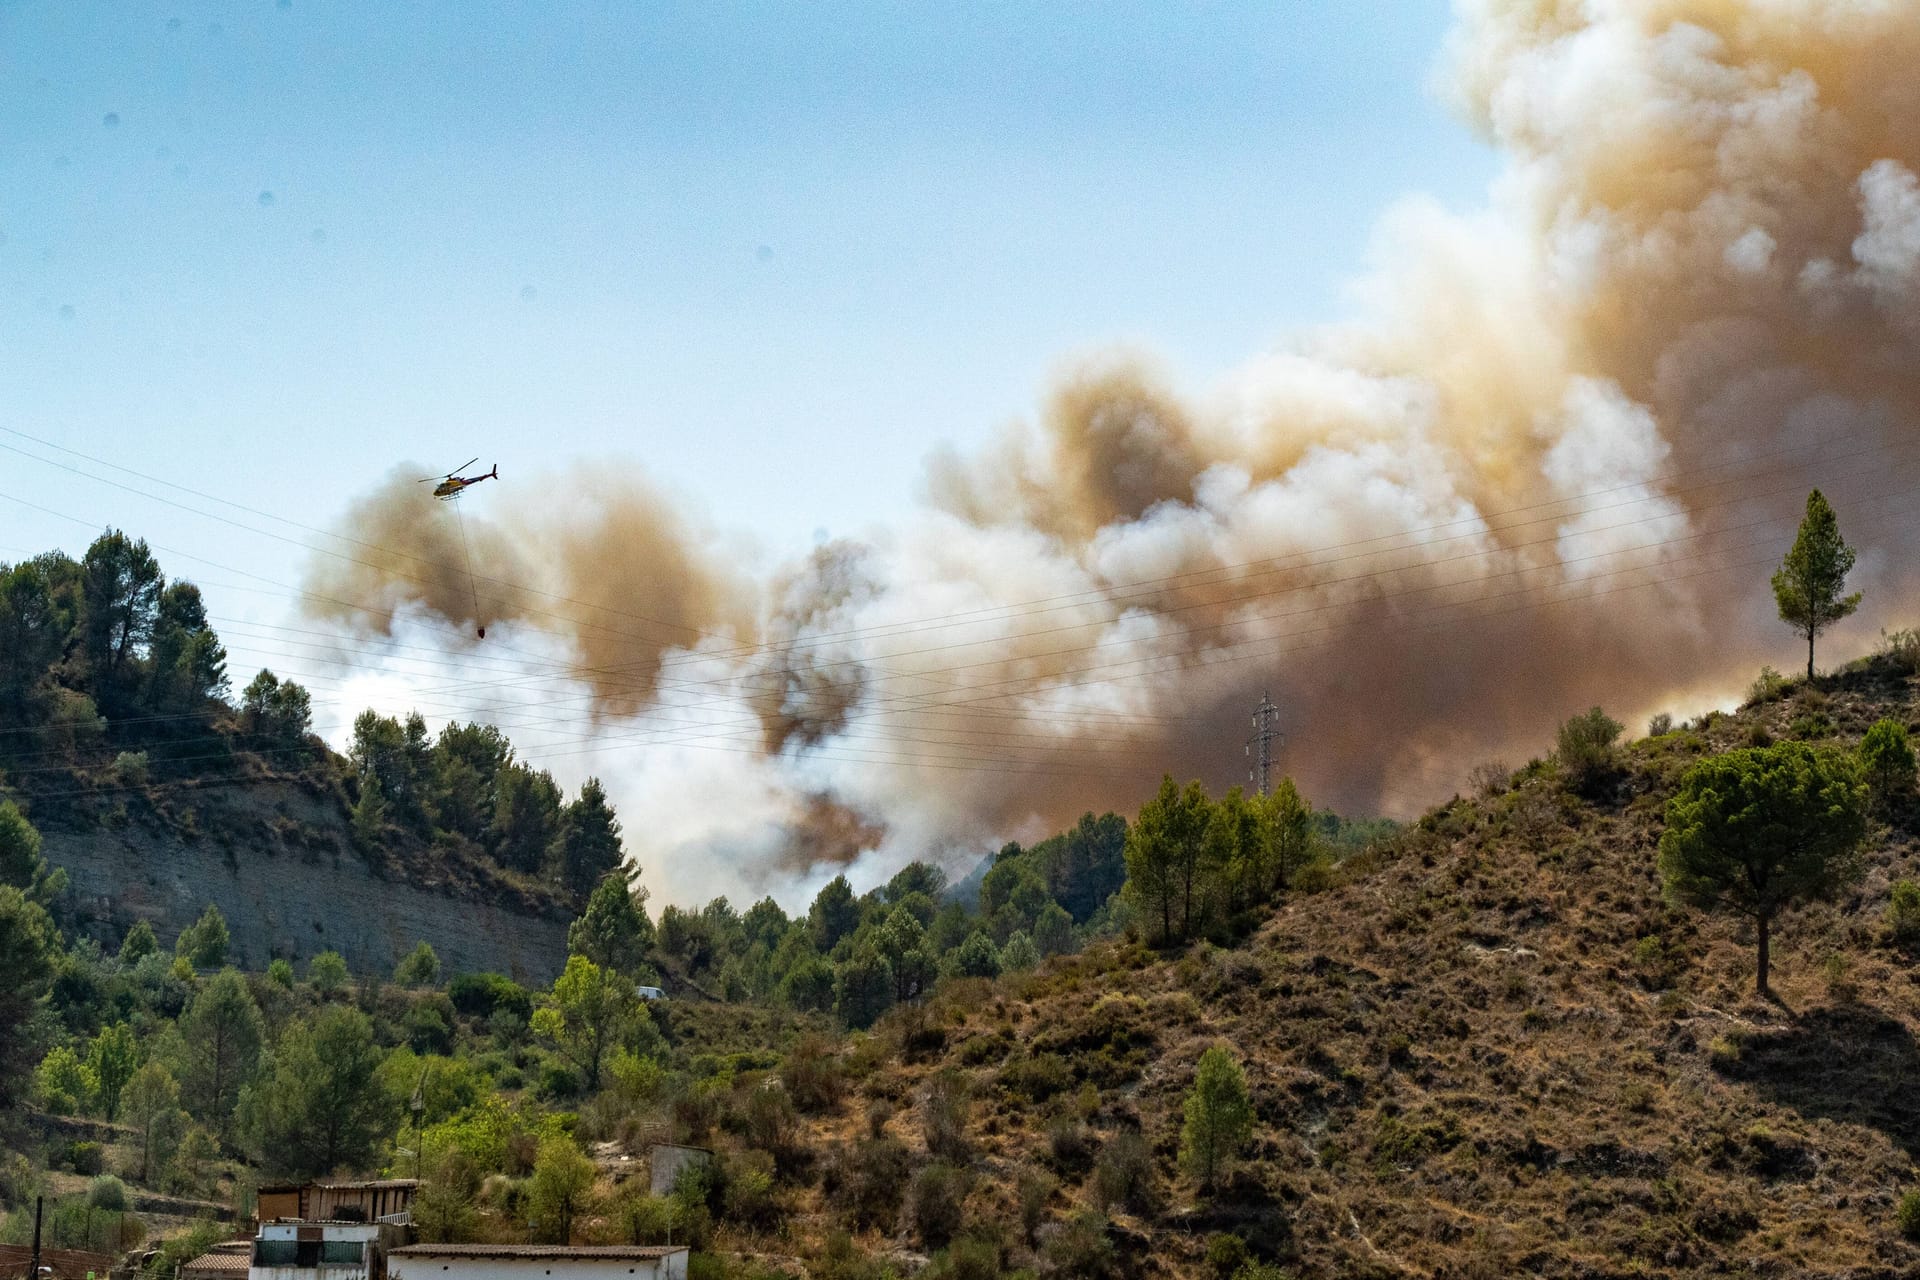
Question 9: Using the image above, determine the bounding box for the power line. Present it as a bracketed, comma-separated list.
[6, 459, 1913, 781]
[1247, 693, 1282, 797]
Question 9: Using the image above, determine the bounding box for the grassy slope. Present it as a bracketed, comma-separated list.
[762, 651, 1920, 1278]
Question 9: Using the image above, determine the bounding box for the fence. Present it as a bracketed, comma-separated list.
[0, 1243, 117, 1280]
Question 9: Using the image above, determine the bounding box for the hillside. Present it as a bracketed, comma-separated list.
[735, 647, 1920, 1278]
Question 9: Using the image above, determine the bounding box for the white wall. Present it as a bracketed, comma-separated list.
[390, 1255, 686, 1280]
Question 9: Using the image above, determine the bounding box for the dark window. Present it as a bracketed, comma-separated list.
[254, 1242, 299, 1267]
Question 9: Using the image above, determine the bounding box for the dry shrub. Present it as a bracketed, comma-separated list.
[923, 1067, 972, 1161]
[1091, 1129, 1155, 1214]
[780, 1034, 844, 1113]
[823, 1136, 912, 1231]
[909, 1162, 968, 1248]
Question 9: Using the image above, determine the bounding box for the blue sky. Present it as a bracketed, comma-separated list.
[0, 0, 1496, 617]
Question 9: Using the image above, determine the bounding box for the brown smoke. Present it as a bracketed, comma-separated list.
[752, 541, 877, 753]
[774, 792, 888, 875]
[306, 467, 755, 717]
[305, 0, 1920, 897]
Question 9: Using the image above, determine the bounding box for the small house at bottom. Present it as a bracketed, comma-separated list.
[389, 1245, 687, 1280]
[250, 1220, 410, 1280]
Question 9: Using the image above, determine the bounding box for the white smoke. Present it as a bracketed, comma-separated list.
[309, 0, 1920, 907]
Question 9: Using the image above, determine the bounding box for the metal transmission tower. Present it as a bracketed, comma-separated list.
[1246, 692, 1283, 796]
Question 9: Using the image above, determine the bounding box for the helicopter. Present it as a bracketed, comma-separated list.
[415, 458, 498, 640]
[417, 458, 498, 500]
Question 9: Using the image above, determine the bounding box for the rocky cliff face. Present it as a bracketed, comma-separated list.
[42, 781, 570, 984]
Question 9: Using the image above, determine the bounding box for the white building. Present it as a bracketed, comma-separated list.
[389, 1245, 688, 1280]
[249, 1221, 408, 1280]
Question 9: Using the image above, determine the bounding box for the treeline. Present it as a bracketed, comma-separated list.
[0, 530, 628, 904]
[0, 532, 227, 739]
[342, 713, 627, 898]
[571, 808, 1133, 1029]
[584, 787, 1385, 1031]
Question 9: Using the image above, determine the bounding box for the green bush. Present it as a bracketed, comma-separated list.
[1206, 1233, 1249, 1278]
[1789, 712, 1835, 740]
[1015, 1166, 1054, 1245]
[908, 1162, 967, 1249]
[997, 1052, 1071, 1102]
[1372, 1111, 1464, 1172]
[1898, 1189, 1920, 1240]
[812, 1233, 896, 1280]
[1862, 718, 1916, 800]
[1041, 1212, 1116, 1279]
[720, 1151, 781, 1232]
[1888, 880, 1920, 943]
[448, 972, 532, 1021]
[1646, 713, 1674, 738]
[111, 752, 149, 786]
[267, 958, 295, 988]
[779, 1035, 842, 1113]
[1046, 1118, 1095, 1175]
[87, 1175, 128, 1211]
[1747, 665, 1790, 705]
[1555, 707, 1624, 794]
[1882, 628, 1920, 674]
[921, 1237, 1000, 1280]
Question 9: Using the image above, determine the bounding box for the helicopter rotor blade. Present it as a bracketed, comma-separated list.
[454, 456, 479, 475]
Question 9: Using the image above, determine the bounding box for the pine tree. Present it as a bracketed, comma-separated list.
[1772, 489, 1861, 679]
[394, 941, 441, 988]
[0, 887, 56, 1107]
[88, 1022, 140, 1121]
[240, 1006, 397, 1179]
[808, 875, 862, 953]
[174, 904, 230, 969]
[1180, 1045, 1253, 1194]
[1660, 741, 1868, 996]
[121, 1063, 187, 1181]
[567, 870, 657, 982]
[1124, 776, 1218, 944]
[1860, 718, 1915, 805]
[175, 968, 264, 1133]
[555, 778, 625, 897]
[0, 799, 65, 903]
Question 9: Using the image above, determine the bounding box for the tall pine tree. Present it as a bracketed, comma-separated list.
[556, 778, 624, 896]
[1772, 489, 1860, 679]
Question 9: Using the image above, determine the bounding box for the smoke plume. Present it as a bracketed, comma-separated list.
[305, 0, 1920, 905]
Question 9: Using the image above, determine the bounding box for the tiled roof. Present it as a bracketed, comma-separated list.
[182, 1253, 251, 1273]
[391, 1246, 683, 1260]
